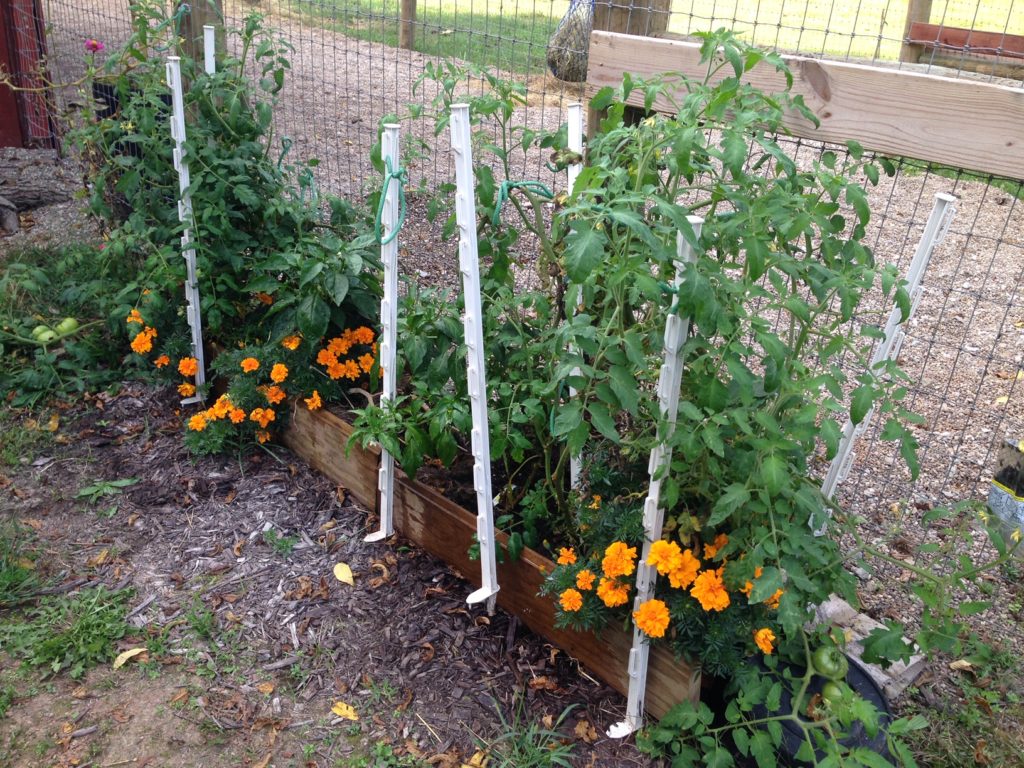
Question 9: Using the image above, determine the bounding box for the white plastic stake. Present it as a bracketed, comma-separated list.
[566, 102, 585, 489]
[450, 104, 500, 609]
[165, 56, 206, 404]
[366, 123, 401, 543]
[820, 192, 957, 501]
[609, 218, 704, 738]
[203, 24, 216, 75]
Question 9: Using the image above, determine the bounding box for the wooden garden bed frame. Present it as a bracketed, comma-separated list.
[283, 406, 702, 719]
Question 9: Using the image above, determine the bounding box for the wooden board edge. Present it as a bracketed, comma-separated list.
[586, 30, 1024, 181]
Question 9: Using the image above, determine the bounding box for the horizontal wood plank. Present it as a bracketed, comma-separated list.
[392, 471, 701, 718]
[586, 31, 1024, 180]
[908, 22, 1024, 60]
[281, 406, 380, 510]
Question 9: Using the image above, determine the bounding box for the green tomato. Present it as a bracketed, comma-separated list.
[821, 680, 848, 704]
[55, 317, 79, 335]
[812, 645, 849, 681]
[31, 325, 51, 339]
[37, 330, 58, 343]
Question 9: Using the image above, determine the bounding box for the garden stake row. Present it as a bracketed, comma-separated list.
[565, 101, 586, 490]
[450, 103, 499, 610]
[610, 218, 704, 738]
[821, 192, 958, 502]
[366, 122, 403, 543]
[165, 54, 207, 405]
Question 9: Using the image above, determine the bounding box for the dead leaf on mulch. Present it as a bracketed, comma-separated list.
[333, 562, 354, 585]
[527, 675, 558, 691]
[256, 681, 275, 696]
[252, 753, 273, 768]
[574, 718, 599, 743]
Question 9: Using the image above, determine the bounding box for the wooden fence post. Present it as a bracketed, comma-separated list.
[899, 0, 933, 62]
[179, 0, 223, 68]
[399, 0, 416, 51]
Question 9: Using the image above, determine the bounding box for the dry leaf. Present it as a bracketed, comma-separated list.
[420, 642, 435, 663]
[542, 714, 554, 728]
[21, 517, 43, 530]
[974, 739, 990, 765]
[253, 753, 273, 768]
[111, 708, 131, 723]
[331, 700, 359, 721]
[87, 548, 110, 568]
[224, 489, 237, 504]
[126, 513, 139, 527]
[573, 718, 599, 743]
[170, 688, 189, 705]
[333, 562, 354, 586]
[320, 520, 337, 531]
[994, 395, 1009, 406]
[232, 539, 245, 557]
[45, 413, 60, 432]
[112, 647, 148, 669]
[527, 675, 558, 691]
[950, 659, 974, 672]
[256, 681, 275, 696]
[14, 556, 34, 570]
[462, 751, 489, 768]
[71, 686, 88, 700]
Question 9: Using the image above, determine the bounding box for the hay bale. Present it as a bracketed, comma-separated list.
[546, 0, 593, 83]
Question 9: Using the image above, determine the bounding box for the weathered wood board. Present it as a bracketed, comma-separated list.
[586, 30, 1024, 181]
[284, 408, 701, 718]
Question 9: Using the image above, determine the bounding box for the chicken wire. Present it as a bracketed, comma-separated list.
[14, 0, 1024, 524]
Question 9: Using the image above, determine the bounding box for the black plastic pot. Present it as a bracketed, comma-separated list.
[741, 654, 893, 765]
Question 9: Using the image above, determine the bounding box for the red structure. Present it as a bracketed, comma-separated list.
[0, 0, 56, 148]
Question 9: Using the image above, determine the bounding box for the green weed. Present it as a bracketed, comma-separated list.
[263, 529, 299, 557]
[0, 520, 43, 607]
[477, 697, 575, 768]
[76, 477, 139, 505]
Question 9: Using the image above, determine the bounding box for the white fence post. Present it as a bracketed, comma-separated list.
[450, 104, 500, 609]
[821, 192, 957, 501]
[566, 102, 585, 490]
[203, 24, 216, 75]
[165, 55, 206, 404]
[609, 217, 704, 738]
[366, 123, 402, 543]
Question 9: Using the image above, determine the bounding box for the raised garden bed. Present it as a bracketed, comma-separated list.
[283, 404, 701, 718]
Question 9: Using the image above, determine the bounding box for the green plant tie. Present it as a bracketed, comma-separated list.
[277, 137, 293, 171]
[374, 156, 408, 246]
[492, 180, 554, 227]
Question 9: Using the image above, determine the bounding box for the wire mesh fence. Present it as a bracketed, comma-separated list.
[11, 0, 1024, 533]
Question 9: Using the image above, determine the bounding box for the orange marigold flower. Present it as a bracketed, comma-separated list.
[211, 394, 232, 419]
[342, 359, 360, 380]
[126, 308, 144, 324]
[647, 539, 683, 576]
[249, 408, 276, 429]
[741, 566, 765, 598]
[304, 390, 322, 411]
[229, 408, 246, 424]
[130, 327, 156, 354]
[358, 353, 375, 373]
[602, 541, 637, 579]
[690, 569, 731, 612]
[587, 494, 602, 510]
[327, 337, 351, 357]
[559, 588, 583, 612]
[352, 326, 375, 345]
[754, 627, 776, 655]
[281, 335, 301, 350]
[703, 532, 729, 560]
[575, 569, 596, 591]
[178, 357, 198, 377]
[265, 385, 287, 405]
[178, 382, 196, 397]
[188, 413, 207, 431]
[633, 598, 671, 638]
[326, 361, 344, 380]
[256, 430, 271, 444]
[668, 549, 701, 589]
[154, 354, 170, 368]
[241, 357, 260, 372]
[270, 363, 288, 383]
[254, 292, 274, 305]
[556, 547, 577, 566]
[316, 348, 334, 367]
[765, 589, 784, 610]
[596, 577, 630, 608]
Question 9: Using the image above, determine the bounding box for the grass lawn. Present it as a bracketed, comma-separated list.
[284, 0, 1023, 73]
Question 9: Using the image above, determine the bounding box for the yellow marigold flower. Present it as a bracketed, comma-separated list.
[559, 588, 583, 612]
[177, 382, 196, 397]
[556, 547, 577, 566]
[596, 577, 630, 608]
[281, 335, 301, 350]
[741, 566, 765, 598]
[765, 589, 784, 610]
[602, 541, 637, 579]
[352, 326, 375, 344]
[754, 627, 776, 655]
[587, 494, 602, 510]
[358, 353, 375, 373]
[304, 390, 322, 411]
[229, 408, 246, 424]
[633, 598, 671, 638]
[270, 363, 288, 383]
[126, 308, 144, 325]
[703, 532, 729, 560]
[690, 568, 731, 612]
[668, 549, 701, 589]
[647, 539, 683, 576]
[265, 385, 287, 405]
[241, 357, 259, 372]
[188, 413, 207, 431]
[177, 357, 198, 377]
[575, 569, 596, 591]
[256, 430, 271, 444]
[154, 354, 170, 368]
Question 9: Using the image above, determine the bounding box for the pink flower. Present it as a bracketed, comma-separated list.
[85, 39, 105, 53]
